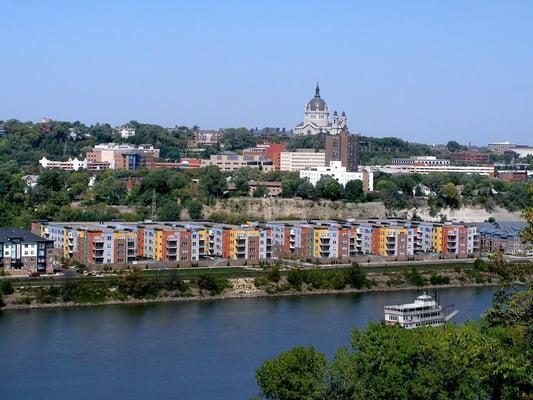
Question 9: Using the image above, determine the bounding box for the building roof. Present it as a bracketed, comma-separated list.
[0, 228, 51, 243]
[305, 83, 327, 111]
[477, 222, 527, 239]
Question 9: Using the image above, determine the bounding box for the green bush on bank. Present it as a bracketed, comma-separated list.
[429, 274, 450, 285]
[284, 263, 372, 291]
[197, 273, 231, 296]
[0, 280, 14, 295]
[403, 267, 426, 286]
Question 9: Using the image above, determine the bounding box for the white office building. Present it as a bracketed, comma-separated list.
[299, 161, 374, 191]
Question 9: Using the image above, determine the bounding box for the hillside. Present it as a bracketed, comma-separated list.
[203, 197, 524, 223]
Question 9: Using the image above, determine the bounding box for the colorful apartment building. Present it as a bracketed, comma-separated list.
[32, 219, 481, 267]
[371, 226, 411, 257]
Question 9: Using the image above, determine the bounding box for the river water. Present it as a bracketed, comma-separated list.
[0, 286, 504, 399]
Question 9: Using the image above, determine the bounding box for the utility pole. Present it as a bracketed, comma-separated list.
[151, 189, 157, 221]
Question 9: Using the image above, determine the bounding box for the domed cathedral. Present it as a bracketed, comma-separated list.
[294, 83, 348, 135]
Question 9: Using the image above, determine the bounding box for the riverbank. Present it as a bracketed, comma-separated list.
[0, 277, 515, 311]
[2, 261, 531, 311]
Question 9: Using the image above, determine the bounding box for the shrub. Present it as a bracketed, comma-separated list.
[429, 274, 450, 285]
[254, 277, 269, 287]
[266, 266, 281, 283]
[117, 268, 158, 299]
[331, 272, 346, 290]
[13, 296, 32, 305]
[62, 280, 109, 303]
[344, 263, 368, 289]
[403, 267, 425, 287]
[35, 286, 61, 304]
[287, 269, 305, 290]
[164, 272, 189, 292]
[0, 280, 14, 295]
[197, 273, 230, 296]
[473, 258, 486, 272]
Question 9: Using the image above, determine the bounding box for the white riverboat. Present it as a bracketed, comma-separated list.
[384, 292, 458, 329]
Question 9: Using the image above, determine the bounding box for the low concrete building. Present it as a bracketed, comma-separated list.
[392, 156, 450, 166]
[248, 181, 283, 197]
[507, 145, 533, 158]
[488, 141, 515, 154]
[376, 163, 495, 176]
[201, 153, 274, 172]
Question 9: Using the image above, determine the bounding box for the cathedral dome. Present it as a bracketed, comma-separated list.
[305, 83, 328, 112]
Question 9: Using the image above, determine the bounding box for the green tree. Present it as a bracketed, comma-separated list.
[344, 179, 364, 202]
[253, 185, 268, 198]
[256, 346, 328, 400]
[521, 183, 533, 242]
[222, 128, 257, 150]
[93, 176, 126, 205]
[316, 176, 343, 201]
[295, 180, 316, 199]
[446, 140, 465, 152]
[199, 166, 226, 197]
[158, 201, 181, 221]
[440, 182, 461, 208]
[186, 200, 203, 219]
[37, 170, 64, 192]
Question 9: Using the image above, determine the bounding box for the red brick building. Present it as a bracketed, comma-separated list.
[449, 151, 490, 164]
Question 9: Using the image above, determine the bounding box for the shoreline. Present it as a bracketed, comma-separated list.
[1, 280, 507, 312]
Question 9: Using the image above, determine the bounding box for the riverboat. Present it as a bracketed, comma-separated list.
[384, 292, 458, 329]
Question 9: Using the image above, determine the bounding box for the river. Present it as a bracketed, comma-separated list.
[0, 286, 505, 399]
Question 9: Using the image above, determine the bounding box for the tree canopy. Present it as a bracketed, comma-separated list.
[255, 288, 533, 400]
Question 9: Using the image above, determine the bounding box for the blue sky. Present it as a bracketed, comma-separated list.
[1, 0, 532, 144]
